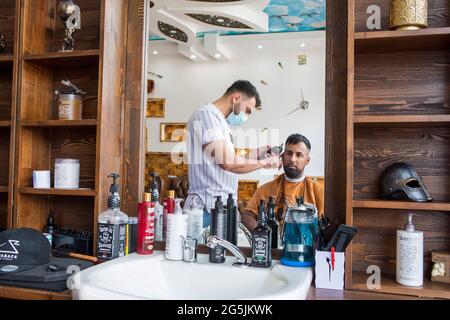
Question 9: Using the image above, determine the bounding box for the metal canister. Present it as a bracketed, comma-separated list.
[390, 0, 428, 30]
[56, 91, 83, 120]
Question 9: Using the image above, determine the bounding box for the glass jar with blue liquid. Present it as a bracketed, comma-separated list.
[280, 197, 318, 267]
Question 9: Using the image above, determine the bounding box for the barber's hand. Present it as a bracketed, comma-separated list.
[262, 154, 281, 169]
[256, 145, 271, 160]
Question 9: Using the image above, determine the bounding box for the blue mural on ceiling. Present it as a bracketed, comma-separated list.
[266, 0, 326, 32]
[149, 0, 326, 41]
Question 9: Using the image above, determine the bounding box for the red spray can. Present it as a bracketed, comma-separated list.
[137, 193, 155, 255]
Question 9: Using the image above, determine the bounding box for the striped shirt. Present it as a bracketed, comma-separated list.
[187, 103, 237, 210]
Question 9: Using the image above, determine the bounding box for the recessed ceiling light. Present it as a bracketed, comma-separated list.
[214, 53, 222, 58]
[190, 54, 197, 59]
[153, 50, 158, 55]
[300, 43, 306, 47]
[257, 45, 263, 49]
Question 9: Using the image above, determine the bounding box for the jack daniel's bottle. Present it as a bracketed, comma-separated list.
[251, 200, 272, 268]
[97, 173, 129, 261]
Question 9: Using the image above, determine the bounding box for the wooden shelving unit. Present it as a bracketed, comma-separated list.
[353, 200, 450, 212]
[18, 188, 96, 197]
[355, 27, 450, 53]
[340, 0, 450, 299]
[0, 0, 19, 231]
[0, 0, 129, 255]
[21, 120, 97, 127]
[351, 272, 450, 299]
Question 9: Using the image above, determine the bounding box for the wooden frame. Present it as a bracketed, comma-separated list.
[146, 98, 165, 118]
[326, 0, 450, 299]
[159, 122, 187, 142]
[0, 0, 129, 255]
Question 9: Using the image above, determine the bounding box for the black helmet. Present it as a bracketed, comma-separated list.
[379, 162, 432, 202]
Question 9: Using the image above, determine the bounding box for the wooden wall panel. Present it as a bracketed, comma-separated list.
[0, 0, 16, 55]
[0, 129, 10, 186]
[0, 65, 13, 121]
[352, 208, 450, 277]
[325, 0, 349, 230]
[354, 50, 450, 116]
[0, 193, 7, 231]
[354, 126, 450, 201]
[122, 0, 149, 217]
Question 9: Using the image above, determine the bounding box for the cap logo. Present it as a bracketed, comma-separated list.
[0, 240, 20, 261]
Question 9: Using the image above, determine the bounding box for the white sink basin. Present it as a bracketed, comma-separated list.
[71, 251, 312, 300]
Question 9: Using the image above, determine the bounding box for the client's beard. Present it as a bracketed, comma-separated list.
[284, 166, 302, 179]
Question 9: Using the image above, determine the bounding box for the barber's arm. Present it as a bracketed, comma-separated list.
[204, 140, 280, 174]
[241, 191, 261, 231]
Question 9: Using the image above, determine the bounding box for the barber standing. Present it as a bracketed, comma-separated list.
[186, 80, 280, 227]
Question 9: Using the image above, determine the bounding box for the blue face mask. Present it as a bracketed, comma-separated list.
[226, 99, 248, 127]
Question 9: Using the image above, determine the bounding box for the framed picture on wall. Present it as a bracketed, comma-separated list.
[238, 180, 260, 203]
[147, 98, 165, 118]
[160, 122, 187, 142]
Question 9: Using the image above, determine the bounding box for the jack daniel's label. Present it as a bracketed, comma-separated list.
[252, 235, 270, 267]
[97, 223, 127, 260]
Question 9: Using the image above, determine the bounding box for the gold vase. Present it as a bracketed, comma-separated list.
[390, 0, 428, 30]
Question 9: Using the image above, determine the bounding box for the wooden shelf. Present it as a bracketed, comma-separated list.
[0, 55, 14, 63]
[355, 27, 450, 53]
[19, 188, 96, 197]
[21, 120, 97, 127]
[353, 200, 450, 212]
[351, 272, 450, 299]
[0, 186, 8, 193]
[0, 285, 71, 300]
[354, 115, 450, 126]
[0, 121, 11, 127]
[23, 50, 100, 68]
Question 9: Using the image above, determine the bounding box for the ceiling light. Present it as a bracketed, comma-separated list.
[203, 33, 231, 61]
[190, 54, 197, 59]
[153, 50, 158, 55]
[300, 43, 306, 47]
[257, 45, 263, 49]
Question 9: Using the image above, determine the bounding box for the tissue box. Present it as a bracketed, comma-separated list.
[431, 252, 450, 285]
[314, 250, 345, 290]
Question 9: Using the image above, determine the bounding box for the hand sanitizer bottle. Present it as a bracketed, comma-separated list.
[396, 213, 423, 286]
[97, 173, 129, 261]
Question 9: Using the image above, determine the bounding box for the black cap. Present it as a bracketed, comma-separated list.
[0, 228, 50, 275]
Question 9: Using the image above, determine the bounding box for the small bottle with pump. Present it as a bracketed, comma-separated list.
[137, 193, 155, 255]
[163, 190, 176, 241]
[150, 174, 164, 242]
[209, 196, 227, 263]
[397, 213, 423, 287]
[267, 196, 279, 249]
[165, 198, 188, 260]
[97, 173, 129, 261]
[251, 200, 272, 268]
[185, 194, 204, 244]
[226, 194, 238, 245]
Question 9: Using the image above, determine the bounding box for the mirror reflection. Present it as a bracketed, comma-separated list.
[145, 1, 326, 255]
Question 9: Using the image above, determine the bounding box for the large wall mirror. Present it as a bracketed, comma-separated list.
[143, 0, 326, 255]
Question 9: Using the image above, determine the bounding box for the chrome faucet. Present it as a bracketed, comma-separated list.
[238, 222, 253, 247]
[206, 235, 249, 268]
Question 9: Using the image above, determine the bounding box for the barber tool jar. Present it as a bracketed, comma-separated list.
[54, 79, 86, 120]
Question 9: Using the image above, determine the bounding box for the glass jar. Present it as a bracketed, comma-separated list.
[54, 159, 80, 189]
